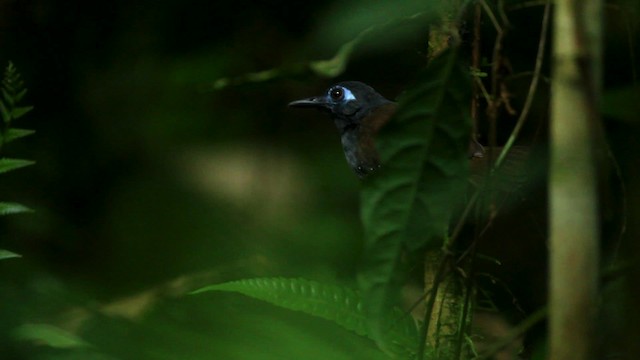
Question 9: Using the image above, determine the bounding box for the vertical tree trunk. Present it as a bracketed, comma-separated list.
[549, 0, 603, 359]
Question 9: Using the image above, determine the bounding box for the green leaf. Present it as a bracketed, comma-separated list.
[2, 128, 35, 143]
[0, 202, 33, 215]
[310, 35, 360, 78]
[208, 1, 445, 88]
[0, 99, 9, 123]
[2, 88, 14, 107]
[1, 62, 31, 125]
[193, 277, 418, 358]
[13, 323, 90, 349]
[14, 88, 27, 103]
[0, 158, 35, 174]
[12, 105, 33, 120]
[209, 63, 307, 90]
[0, 249, 21, 260]
[359, 49, 471, 345]
[316, 0, 446, 53]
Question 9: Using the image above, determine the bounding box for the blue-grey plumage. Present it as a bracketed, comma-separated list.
[289, 82, 396, 178]
[288, 82, 528, 182]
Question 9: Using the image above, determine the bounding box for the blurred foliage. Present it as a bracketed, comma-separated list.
[359, 48, 471, 352]
[13, 323, 89, 349]
[0, 248, 20, 260]
[602, 86, 640, 123]
[210, 0, 445, 89]
[0, 62, 34, 260]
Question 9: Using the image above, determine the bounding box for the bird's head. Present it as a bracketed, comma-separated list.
[289, 81, 396, 178]
[288, 81, 392, 130]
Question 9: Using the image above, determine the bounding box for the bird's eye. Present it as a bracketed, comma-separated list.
[330, 87, 344, 101]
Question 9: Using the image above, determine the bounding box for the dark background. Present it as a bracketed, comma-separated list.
[0, 0, 638, 359]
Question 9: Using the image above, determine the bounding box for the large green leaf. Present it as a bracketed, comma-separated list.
[358, 48, 471, 346]
[193, 277, 418, 358]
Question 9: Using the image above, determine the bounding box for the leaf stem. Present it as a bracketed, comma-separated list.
[494, 0, 551, 169]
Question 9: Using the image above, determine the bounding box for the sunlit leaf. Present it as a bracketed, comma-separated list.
[13, 323, 90, 349]
[0, 158, 35, 174]
[359, 48, 471, 345]
[310, 36, 361, 78]
[193, 277, 418, 358]
[0, 249, 21, 260]
[209, 63, 307, 90]
[0, 202, 33, 215]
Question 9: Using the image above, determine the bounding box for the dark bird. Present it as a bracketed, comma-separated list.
[289, 81, 486, 178]
[289, 81, 396, 178]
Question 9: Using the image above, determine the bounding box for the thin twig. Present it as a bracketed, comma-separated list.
[475, 273, 527, 316]
[454, 243, 477, 360]
[473, 76, 492, 103]
[471, 3, 482, 144]
[476, 307, 547, 360]
[497, 0, 511, 28]
[479, 0, 503, 34]
[450, 192, 479, 244]
[507, 0, 548, 11]
[495, 0, 551, 169]
[482, 0, 506, 208]
[405, 287, 435, 318]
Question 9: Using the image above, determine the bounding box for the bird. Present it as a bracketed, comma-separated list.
[289, 82, 550, 317]
[288, 81, 487, 179]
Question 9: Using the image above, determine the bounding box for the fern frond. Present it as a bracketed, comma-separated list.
[0, 62, 34, 140]
[0, 62, 34, 260]
[0, 158, 35, 174]
[4, 128, 35, 143]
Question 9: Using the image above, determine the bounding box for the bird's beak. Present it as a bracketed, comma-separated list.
[288, 96, 329, 109]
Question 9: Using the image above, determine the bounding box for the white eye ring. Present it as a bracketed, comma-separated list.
[342, 87, 356, 101]
[328, 86, 356, 102]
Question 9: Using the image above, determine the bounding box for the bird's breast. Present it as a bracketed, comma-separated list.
[340, 131, 363, 174]
[338, 129, 379, 178]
